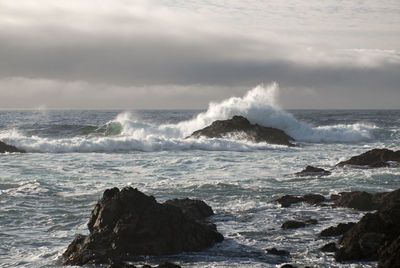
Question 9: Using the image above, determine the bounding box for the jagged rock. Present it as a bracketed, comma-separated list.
[163, 198, 214, 221]
[295, 166, 331, 176]
[378, 236, 400, 268]
[266, 247, 290, 256]
[0, 140, 25, 153]
[333, 189, 400, 211]
[189, 115, 295, 146]
[63, 187, 223, 265]
[321, 242, 338, 252]
[335, 203, 400, 262]
[275, 194, 325, 208]
[319, 222, 356, 237]
[336, 148, 400, 168]
[281, 219, 317, 230]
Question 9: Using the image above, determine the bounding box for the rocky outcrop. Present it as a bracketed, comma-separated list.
[295, 166, 331, 176]
[335, 203, 400, 262]
[281, 219, 317, 230]
[275, 194, 326, 208]
[189, 115, 295, 146]
[333, 189, 400, 211]
[336, 148, 400, 168]
[62, 187, 223, 265]
[319, 222, 356, 237]
[163, 198, 214, 221]
[0, 140, 25, 153]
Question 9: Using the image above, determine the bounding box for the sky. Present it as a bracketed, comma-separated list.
[0, 0, 399, 109]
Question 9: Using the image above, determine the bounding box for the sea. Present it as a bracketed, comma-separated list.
[1, 85, 399, 267]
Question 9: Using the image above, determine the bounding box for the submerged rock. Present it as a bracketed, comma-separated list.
[319, 222, 356, 237]
[188, 115, 295, 146]
[295, 166, 331, 177]
[63, 187, 223, 265]
[281, 219, 317, 230]
[0, 140, 25, 153]
[336, 148, 400, 168]
[266, 247, 290, 256]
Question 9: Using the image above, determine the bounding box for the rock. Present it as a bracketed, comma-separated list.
[62, 187, 223, 265]
[334, 189, 400, 211]
[282, 220, 306, 229]
[295, 166, 331, 176]
[336, 148, 400, 168]
[188, 115, 295, 146]
[266, 247, 290, 256]
[280, 264, 297, 268]
[335, 203, 400, 262]
[321, 242, 338, 252]
[0, 140, 25, 153]
[163, 198, 214, 221]
[378, 236, 400, 268]
[319, 222, 356, 237]
[275, 194, 325, 207]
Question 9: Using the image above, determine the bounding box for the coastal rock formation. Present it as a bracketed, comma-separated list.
[319, 222, 356, 237]
[378, 236, 400, 268]
[335, 203, 400, 262]
[281, 219, 317, 230]
[189, 115, 295, 146]
[295, 166, 331, 176]
[63, 187, 223, 265]
[275, 194, 326, 208]
[333, 189, 400, 211]
[0, 140, 25, 153]
[336, 148, 400, 168]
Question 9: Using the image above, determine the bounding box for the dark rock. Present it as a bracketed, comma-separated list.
[280, 264, 297, 268]
[335, 202, 400, 262]
[282, 220, 306, 229]
[295, 166, 331, 176]
[378, 236, 400, 268]
[275, 194, 325, 207]
[319, 222, 356, 237]
[163, 198, 214, 221]
[334, 189, 400, 211]
[0, 140, 25, 153]
[321, 242, 338, 252]
[189, 115, 295, 146]
[275, 195, 304, 208]
[303, 194, 326, 205]
[336, 148, 400, 168]
[63, 187, 223, 265]
[266, 247, 290, 256]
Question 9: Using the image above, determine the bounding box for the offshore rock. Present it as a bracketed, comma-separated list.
[295, 166, 331, 177]
[189, 115, 295, 146]
[275, 194, 325, 208]
[266, 247, 290, 256]
[333, 189, 400, 211]
[0, 140, 25, 153]
[281, 219, 317, 230]
[335, 203, 400, 262]
[336, 148, 400, 168]
[63, 187, 223, 265]
[319, 222, 356, 237]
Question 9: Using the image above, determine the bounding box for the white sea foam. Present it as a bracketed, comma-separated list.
[0, 83, 380, 153]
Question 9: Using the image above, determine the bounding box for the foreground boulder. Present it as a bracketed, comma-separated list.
[0, 140, 25, 153]
[333, 189, 400, 211]
[62, 187, 223, 265]
[335, 203, 400, 262]
[189, 115, 295, 146]
[336, 148, 400, 168]
[295, 166, 331, 177]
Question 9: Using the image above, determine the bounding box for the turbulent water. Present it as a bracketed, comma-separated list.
[1, 84, 400, 267]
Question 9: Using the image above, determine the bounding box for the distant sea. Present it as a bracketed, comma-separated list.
[1, 86, 399, 267]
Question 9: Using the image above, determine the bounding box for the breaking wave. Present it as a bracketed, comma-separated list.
[0, 83, 381, 153]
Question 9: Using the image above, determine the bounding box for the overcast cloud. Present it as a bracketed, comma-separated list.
[0, 0, 399, 109]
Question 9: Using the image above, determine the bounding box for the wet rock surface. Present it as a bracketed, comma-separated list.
[189, 115, 295, 146]
[63, 187, 223, 265]
[295, 166, 331, 176]
[336, 148, 400, 168]
[0, 140, 25, 153]
[319, 222, 356, 237]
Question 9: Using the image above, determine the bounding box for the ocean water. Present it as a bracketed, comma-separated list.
[1, 85, 400, 267]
